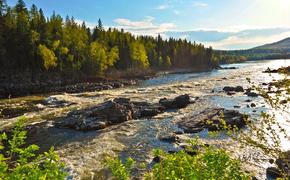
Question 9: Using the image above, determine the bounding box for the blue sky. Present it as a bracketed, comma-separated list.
[7, 0, 290, 50]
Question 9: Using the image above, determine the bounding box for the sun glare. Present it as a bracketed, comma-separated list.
[277, 0, 290, 7]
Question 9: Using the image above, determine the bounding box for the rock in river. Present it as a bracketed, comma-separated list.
[245, 91, 259, 97]
[55, 94, 193, 131]
[159, 94, 191, 109]
[244, 88, 259, 97]
[223, 86, 244, 93]
[158, 134, 180, 143]
[178, 108, 247, 133]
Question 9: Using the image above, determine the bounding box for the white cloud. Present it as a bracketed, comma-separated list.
[155, 4, 170, 10]
[74, 18, 290, 50]
[204, 31, 290, 50]
[75, 19, 97, 29]
[192, 1, 208, 7]
[114, 17, 175, 36]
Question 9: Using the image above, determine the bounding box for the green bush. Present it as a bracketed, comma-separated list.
[105, 139, 249, 180]
[104, 156, 134, 180]
[0, 117, 66, 179]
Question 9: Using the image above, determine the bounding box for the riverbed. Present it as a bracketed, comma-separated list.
[1, 59, 289, 179]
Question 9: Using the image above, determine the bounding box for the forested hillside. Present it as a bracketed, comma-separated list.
[213, 37, 290, 63]
[0, 0, 213, 82]
[254, 37, 290, 50]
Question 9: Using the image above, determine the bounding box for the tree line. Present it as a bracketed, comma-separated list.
[0, 0, 214, 81]
[214, 48, 290, 64]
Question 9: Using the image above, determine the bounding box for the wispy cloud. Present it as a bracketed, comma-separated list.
[205, 30, 290, 50]
[192, 1, 208, 7]
[75, 19, 97, 29]
[114, 17, 175, 36]
[155, 4, 170, 10]
[166, 27, 290, 50]
[76, 18, 290, 50]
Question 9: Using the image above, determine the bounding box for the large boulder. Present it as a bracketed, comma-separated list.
[89, 101, 133, 124]
[208, 109, 247, 131]
[223, 86, 244, 92]
[55, 100, 133, 131]
[159, 94, 191, 109]
[178, 108, 247, 133]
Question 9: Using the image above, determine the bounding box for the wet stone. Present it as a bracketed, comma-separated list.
[245, 90, 259, 97]
[178, 108, 247, 133]
[223, 86, 244, 92]
[158, 134, 179, 143]
[55, 94, 194, 131]
[266, 167, 282, 179]
[280, 100, 288, 104]
[159, 94, 191, 109]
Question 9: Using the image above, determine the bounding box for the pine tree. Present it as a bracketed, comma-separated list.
[0, 0, 7, 16]
[15, 0, 26, 13]
[98, 18, 103, 30]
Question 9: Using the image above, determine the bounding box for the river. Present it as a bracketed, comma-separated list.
[0, 59, 289, 179]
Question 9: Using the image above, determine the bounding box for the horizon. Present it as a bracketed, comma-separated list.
[7, 0, 290, 50]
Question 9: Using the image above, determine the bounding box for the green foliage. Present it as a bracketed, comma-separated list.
[212, 51, 247, 65]
[145, 144, 249, 180]
[0, 117, 67, 179]
[106, 139, 249, 180]
[158, 56, 163, 67]
[130, 41, 149, 69]
[38, 44, 57, 70]
[164, 56, 171, 68]
[104, 156, 135, 180]
[88, 42, 119, 74]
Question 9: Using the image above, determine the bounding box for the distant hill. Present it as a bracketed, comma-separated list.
[215, 37, 290, 61]
[253, 37, 290, 51]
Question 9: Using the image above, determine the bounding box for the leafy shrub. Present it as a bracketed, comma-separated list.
[104, 156, 134, 180]
[106, 139, 249, 180]
[0, 117, 66, 179]
[145, 147, 249, 180]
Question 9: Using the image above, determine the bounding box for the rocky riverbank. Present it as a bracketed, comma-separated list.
[263, 65, 290, 74]
[0, 78, 137, 99]
[0, 66, 220, 99]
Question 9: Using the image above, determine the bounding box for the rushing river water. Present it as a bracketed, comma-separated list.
[1, 59, 290, 179]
